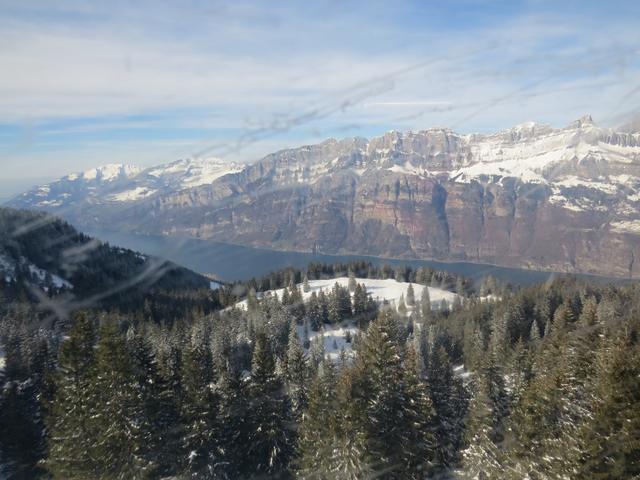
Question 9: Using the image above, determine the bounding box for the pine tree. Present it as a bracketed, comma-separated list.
[309, 334, 326, 370]
[180, 335, 221, 477]
[348, 269, 357, 293]
[528, 319, 541, 342]
[307, 291, 323, 331]
[318, 289, 330, 325]
[576, 334, 640, 478]
[420, 286, 432, 322]
[506, 341, 570, 476]
[303, 273, 311, 293]
[427, 345, 467, 469]
[400, 345, 438, 477]
[329, 283, 352, 324]
[128, 330, 182, 478]
[247, 287, 258, 311]
[88, 322, 149, 478]
[352, 283, 367, 319]
[217, 363, 251, 478]
[285, 320, 308, 417]
[406, 283, 416, 306]
[350, 312, 436, 478]
[297, 360, 342, 477]
[0, 380, 47, 478]
[45, 312, 98, 479]
[398, 293, 407, 317]
[461, 370, 505, 479]
[245, 332, 294, 477]
[281, 287, 291, 306]
[439, 298, 449, 314]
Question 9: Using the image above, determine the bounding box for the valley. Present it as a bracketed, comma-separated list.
[10, 116, 640, 278]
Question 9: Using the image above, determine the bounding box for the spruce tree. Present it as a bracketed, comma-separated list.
[352, 283, 367, 320]
[45, 312, 97, 479]
[461, 371, 505, 479]
[421, 286, 432, 322]
[88, 322, 149, 478]
[297, 360, 340, 477]
[285, 320, 308, 417]
[406, 283, 416, 306]
[128, 330, 182, 478]
[348, 269, 357, 293]
[576, 334, 640, 478]
[180, 337, 221, 477]
[397, 293, 407, 317]
[245, 332, 293, 477]
[350, 311, 436, 478]
[307, 291, 323, 331]
[427, 345, 467, 469]
[217, 363, 251, 478]
[400, 345, 437, 477]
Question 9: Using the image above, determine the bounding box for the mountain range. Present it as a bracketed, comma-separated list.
[8, 115, 640, 278]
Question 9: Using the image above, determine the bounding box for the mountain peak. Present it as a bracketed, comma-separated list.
[568, 114, 595, 129]
[145, 156, 242, 188]
[67, 163, 141, 182]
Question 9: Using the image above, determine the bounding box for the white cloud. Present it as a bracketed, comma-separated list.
[0, 0, 639, 181]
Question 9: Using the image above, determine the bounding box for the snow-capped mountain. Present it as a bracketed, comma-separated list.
[8, 116, 640, 278]
[10, 157, 241, 208]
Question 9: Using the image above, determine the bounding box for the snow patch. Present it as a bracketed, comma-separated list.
[555, 176, 619, 195]
[610, 220, 640, 234]
[28, 265, 73, 289]
[110, 187, 157, 202]
[82, 164, 140, 182]
[299, 322, 360, 361]
[146, 157, 241, 188]
[387, 162, 430, 178]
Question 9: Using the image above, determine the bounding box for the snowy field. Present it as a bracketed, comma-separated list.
[236, 277, 459, 312]
[236, 277, 461, 361]
[300, 322, 361, 361]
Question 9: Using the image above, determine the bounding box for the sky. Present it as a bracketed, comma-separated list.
[0, 0, 639, 197]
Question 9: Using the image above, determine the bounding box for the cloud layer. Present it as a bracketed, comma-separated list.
[0, 0, 639, 182]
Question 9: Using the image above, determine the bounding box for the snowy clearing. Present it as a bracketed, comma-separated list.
[236, 277, 459, 313]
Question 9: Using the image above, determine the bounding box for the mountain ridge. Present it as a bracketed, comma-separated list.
[7, 116, 640, 278]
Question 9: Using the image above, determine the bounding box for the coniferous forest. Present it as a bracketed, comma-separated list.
[1, 252, 639, 479]
[3, 1, 640, 478]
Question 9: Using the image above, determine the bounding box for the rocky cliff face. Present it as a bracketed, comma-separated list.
[9, 116, 640, 278]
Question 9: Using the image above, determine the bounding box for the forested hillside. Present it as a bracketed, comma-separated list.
[0, 208, 212, 311]
[1, 258, 638, 479]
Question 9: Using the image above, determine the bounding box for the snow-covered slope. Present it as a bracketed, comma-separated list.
[234, 277, 460, 362]
[145, 157, 243, 189]
[236, 277, 459, 312]
[0, 254, 73, 291]
[9, 157, 241, 209]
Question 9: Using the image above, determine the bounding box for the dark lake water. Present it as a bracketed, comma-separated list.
[87, 229, 624, 286]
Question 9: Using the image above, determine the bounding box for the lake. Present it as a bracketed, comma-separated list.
[86, 229, 624, 286]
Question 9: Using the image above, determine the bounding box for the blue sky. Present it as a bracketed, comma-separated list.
[0, 0, 639, 196]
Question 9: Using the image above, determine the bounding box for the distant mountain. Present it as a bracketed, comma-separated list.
[0, 207, 210, 309]
[9, 157, 241, 209]
[8, 116, 640, 278]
